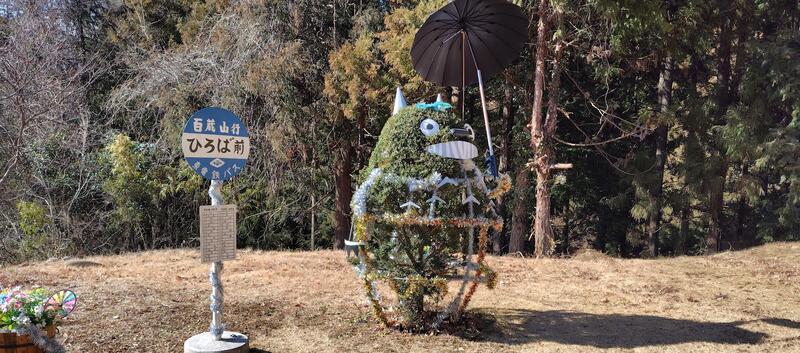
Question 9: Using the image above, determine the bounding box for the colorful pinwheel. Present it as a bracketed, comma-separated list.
[44, 290, 77, 318]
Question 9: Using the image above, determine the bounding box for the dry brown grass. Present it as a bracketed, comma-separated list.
[1, 242, 799, 353]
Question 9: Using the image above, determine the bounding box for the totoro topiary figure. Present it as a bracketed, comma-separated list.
[349, 87, 511, 331]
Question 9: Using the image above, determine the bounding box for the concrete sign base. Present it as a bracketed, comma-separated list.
[184, 331, 249, 353]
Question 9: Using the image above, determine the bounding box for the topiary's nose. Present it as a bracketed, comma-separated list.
[450, 123, 475, 140]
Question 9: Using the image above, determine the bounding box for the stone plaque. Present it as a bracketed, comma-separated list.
[199, 205, 237, 263]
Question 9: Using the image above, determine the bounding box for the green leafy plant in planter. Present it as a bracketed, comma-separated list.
[0, 287, 75, 353]
[0, 287, 57, 332]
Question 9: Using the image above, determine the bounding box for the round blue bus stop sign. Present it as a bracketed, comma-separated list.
[181, 107, 250, 181]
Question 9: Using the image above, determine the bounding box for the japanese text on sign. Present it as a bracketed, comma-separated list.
[182, 135, 249, 158]
[181, 107, 250, 181]
[199, 205, 237, 263]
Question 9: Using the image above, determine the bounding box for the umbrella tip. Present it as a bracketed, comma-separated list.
[393, 87, 408, 115]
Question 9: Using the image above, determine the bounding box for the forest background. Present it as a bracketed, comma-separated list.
[0, 0, 798, 263]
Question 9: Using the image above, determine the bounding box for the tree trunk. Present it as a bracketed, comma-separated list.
[707, 168, 726, 253]
[499, 75, 515, 174]
[529, 0, 563, 258]
[645, 57, 673, 258]
[707, 0, 734, 254]
[528, 0, 549, 257]
[509, 167, 530, 254]
[450, 86, 462, 121]
[492, 228, 504, 254]
[676, 207, 688, 256]
[562, 200, 570, 255]
[494, 75, 515, 254]
[465, 87, 476, 127]
[735, 164, 752, 247]
[333, 139, 354, 250]
[533, 167, 553, 257]
[311, 193, 316, 251]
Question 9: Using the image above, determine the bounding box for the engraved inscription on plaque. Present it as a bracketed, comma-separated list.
[199, 205, 237, 263]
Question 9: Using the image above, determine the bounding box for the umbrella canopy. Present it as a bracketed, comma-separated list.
[411, 0, 528, 87]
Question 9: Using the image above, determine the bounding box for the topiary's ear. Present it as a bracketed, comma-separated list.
[392, 87, 407, 116]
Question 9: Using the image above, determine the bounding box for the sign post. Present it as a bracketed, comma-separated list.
[182, 107, 250, 353]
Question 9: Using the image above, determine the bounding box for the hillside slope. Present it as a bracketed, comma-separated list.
[2, 243, 799, 353]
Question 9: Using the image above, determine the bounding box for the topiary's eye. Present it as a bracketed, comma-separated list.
[420, 118, 440, 137]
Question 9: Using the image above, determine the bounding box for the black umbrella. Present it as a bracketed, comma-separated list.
[411, 0, 528, 176]
[412, 0, 528, 87]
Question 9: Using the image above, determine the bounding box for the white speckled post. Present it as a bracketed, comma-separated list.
[184, 180, 249, 353]
[208, 180, 226, 339]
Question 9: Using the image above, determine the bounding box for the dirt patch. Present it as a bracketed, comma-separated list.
[1, 243, 799, 352]
[571, 248, 613, 261]
[64, 259, 103, 267]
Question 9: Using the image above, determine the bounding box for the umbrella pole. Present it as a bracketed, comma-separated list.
[476, 70, 493, 156]
[463, 32, 498, 176]
[476, 69, 498, 176]
[461, 31, 466, 121]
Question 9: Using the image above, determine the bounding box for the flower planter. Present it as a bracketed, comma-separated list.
[0, 326, 55, 353]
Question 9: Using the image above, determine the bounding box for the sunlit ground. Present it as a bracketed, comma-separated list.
[2, 243, 799, 352]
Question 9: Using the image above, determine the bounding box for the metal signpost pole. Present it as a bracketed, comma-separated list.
[182, 107, 250, 353]
[208, 180, 225, 340]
